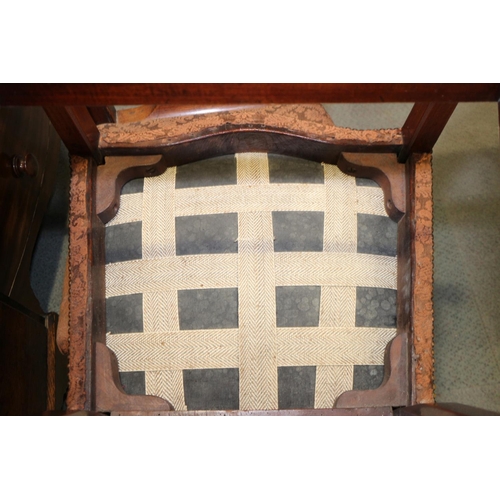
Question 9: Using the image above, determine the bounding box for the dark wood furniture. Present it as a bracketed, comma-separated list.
[2, 84, 499, 415]
[0, 107, 63, 415]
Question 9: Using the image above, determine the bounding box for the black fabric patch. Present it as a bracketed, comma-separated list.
[355, 177, 380, 188]
[358, 214, 398, 257]
[276, 286, 321, 327]
[278, 366, 316, 409]
[121, 177, 144, 194]
[272, 211, 324, 252]
[357, 213, 397, 257]
[183, 368, 239, 410]
[355, 287, 397, 328]
[175, 213, 238, 255]
[269, 154, 324, 184]
[105, 221, 142, 264]
[176, 156, 237, 189]
[353, 365, 385, 390]
[178, 288, 238, 330]
[106, 293, 144, 334]
[119, 371, 146, 395]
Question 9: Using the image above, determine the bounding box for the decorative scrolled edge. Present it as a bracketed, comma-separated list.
[96, 155, 168, 224]
[335, 152, 410, 408]
[99, 104, 403, 149]
[95, 342, 174, 413]
[335, 332, 410, 409]
[337, 152, 405, 221]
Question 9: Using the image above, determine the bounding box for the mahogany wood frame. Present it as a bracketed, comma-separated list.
[3, 84, 496, 166]
[63, 105, 436, 414]
[2, 83, 499, 105]
[5, 83, 496, 415]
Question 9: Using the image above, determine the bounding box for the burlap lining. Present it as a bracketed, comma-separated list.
[105, 153, 397, 410]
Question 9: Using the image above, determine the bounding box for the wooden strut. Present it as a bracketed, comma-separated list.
[111, 408, 394, 416]
[398, 103, 458, 163]
[87, 106, 116, 125]
[2, 83, 499, 106]
[44, 106, 101, 164]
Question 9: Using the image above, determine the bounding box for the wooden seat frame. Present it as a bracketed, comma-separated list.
[3, 84, 498, 415]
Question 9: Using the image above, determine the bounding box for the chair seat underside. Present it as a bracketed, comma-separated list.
[104, 153, 399, 411]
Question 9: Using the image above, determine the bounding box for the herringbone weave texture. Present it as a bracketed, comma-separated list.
[105, 153, 397, 410]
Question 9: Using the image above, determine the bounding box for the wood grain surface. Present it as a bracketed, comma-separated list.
[0, 107, 60, 313]
[1, 83, 498, 105]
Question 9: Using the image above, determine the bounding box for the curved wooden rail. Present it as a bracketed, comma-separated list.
[98, 105, 402, 164]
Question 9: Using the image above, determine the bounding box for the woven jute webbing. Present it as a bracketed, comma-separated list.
[105, 153, 397, 410]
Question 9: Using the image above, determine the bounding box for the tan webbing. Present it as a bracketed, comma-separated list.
[105, 154, 397, 410]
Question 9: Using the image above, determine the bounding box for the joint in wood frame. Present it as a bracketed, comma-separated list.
[337, 152, 405, 221]
[87, 106, 116, 125]
[335, 332, 410, 408]
[95, 342, 174, 413]
[398, 102, 457, 163]
[44, 106, 102, 164]
[96, 155, 168, 224]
